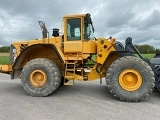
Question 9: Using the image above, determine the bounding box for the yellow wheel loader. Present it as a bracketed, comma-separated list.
[0, 13, 155, 102]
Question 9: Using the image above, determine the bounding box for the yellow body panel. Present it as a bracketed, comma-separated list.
[0, 64, 12, 73]
[64, 41, 82, 53]
[97, 38, 116, 64]
[83, 40, 97, 53]
[12, 37, 62, 55]
[63, 14, 86, 18]
[65, 72, 83, 80]
[88, 64, 101, 80]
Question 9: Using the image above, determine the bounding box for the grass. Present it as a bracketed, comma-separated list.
[87, 54, 155, 65]
[0, 56, 9, 64]
[87, 54, 156, 65]
[0, 53, 9, 64]
[0, 54, 156, 65]
[135, 54, 155, 59]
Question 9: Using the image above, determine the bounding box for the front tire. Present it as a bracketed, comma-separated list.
[106, 56, 155, 102]
[21, 58, 61, 96]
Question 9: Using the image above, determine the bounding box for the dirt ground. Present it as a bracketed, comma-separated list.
[0, 53, 9, 56]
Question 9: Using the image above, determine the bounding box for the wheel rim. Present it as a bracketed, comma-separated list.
[30, 70, 47, 88]
[119, 69, 142, 91]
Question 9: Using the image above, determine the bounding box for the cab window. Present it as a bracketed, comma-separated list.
[67, 18, 81, 41]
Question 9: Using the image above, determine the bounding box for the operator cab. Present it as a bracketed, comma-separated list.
[65, 13, 94, 41]
[63, 13, 96, 53]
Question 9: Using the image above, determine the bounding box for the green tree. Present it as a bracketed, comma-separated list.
[0, 46, 10, 52]
[134, 44, 155, 54]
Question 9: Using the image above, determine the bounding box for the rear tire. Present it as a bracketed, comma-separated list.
[106, 56, 155, 102]
[21, 58, 61, 96]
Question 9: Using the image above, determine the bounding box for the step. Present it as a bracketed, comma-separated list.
[64, 82, 74, 86]
[66, 69, 75, 71]
[65, 76, 74, 80]
[66, 62, 77, 64]
[76, 68, 83, 70]
[83, 76, 88, 80]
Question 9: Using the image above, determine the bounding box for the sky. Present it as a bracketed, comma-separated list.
[0, 0, 160, 48]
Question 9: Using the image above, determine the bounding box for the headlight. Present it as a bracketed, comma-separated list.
[13, 49, 17, 54]
[10, 44, 17, 64]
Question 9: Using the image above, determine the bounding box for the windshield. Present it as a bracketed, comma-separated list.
[84, 14, 95, 40]
[84, 24, 94, 40]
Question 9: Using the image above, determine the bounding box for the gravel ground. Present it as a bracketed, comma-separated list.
[0, 73, 160, 120]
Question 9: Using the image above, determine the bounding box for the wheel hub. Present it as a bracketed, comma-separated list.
[30, 70, 47, 88]
[119, 69, 142, 91]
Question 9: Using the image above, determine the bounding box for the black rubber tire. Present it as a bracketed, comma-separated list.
[21, 58, 61, 97]
[106, 56, 155, 102]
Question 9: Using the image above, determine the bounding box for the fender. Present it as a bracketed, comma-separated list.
[12, 44, 64, 79]
[96, 50, 133, 73]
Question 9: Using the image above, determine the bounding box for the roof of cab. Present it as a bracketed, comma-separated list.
[63, 14, 86, 18]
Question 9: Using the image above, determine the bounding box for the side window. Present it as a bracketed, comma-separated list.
[67, 18, 81, 41]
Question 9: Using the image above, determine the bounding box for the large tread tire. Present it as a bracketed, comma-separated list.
[106, 56, 155, 102]
[21, 58, 61, 97]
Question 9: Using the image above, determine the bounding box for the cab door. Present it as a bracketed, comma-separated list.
[64, 18, 82, 53]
